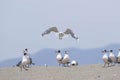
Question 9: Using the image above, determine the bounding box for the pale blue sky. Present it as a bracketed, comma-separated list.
[0, 0, 120, 62]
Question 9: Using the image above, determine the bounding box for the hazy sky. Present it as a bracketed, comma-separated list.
[0, 0, 120, 62]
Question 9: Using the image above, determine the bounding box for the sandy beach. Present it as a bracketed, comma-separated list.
[0, 64, 120, 80]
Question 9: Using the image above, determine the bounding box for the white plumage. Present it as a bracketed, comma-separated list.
[56, 50, 63, 66]
[102, 50, 112, 67]
[42, 27, 79, 40]
[109, 50, 116, 65]
[22, 54, 29, 65]
[18, 53, 29, 71]
[117, 49, 120, 63]
[16, 49, 34, 71]
[102, 52, 109, 64]
[71, 60, 78, 66]
[62, 51, 70, 66]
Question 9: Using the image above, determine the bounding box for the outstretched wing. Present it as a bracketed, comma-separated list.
[42, 27, 59, 36]
[64, 28, 79, 40]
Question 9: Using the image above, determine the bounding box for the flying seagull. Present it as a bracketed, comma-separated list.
[41, 27, 79, 40]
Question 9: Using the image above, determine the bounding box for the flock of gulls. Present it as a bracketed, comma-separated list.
[16, 27, 79, 71]
[16, 27, 120, 71]
[102, 49, 120, 67]
[55, 50, 78, 67]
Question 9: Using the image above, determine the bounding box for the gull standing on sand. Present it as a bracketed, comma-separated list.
[62, 51, 70, 67]
[41, 27, 79, 41]
[16, 48, 34, 71]
[117, 49, 120, 63]
[102, 50, 112, 67]
[23, 48, 30, 67]
[16, 57, 34, 70]
[56, 50, 63, 66]
[18, 52, 29, 71]
[109, 50, 116, 65]
[23, 48, 35, 68]
[24, 49, 35, 67]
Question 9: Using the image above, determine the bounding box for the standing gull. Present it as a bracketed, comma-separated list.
[62, 51, 70, 67]
[102, 50, 112, 67]
[109, 50, 116, 65]
[117, 49, 120, 63]
[56, 50, 63, 66]
[16, 49, 34, 71]
[41, 27, 79, 41]
[17, 52, 29, 71]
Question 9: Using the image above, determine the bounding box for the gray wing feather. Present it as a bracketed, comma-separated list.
[64, 28, 79, 40]
[42, 27, 59, 36]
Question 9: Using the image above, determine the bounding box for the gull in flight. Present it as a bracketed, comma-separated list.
[41, 27, 79, 41]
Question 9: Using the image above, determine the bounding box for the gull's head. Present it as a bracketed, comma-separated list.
[57, 50, 61, 53]
[58, 32, 64, 39]
[55, 50, 61, 54]
[109, 49, 113, 52]
[65, 51, 69, 54]
[102, 49, 108, 54]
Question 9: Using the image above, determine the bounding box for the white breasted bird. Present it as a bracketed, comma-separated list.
[16, 48, 34, 71]
[41, 27, 79, 41]
[62, 51, 70, 67]
[56, 50, 63, 66]
[109, 49, 116, 65]
[117, 49, 120, 63]
[102, 49, 112, 67]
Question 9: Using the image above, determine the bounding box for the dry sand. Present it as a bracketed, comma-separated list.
[0, 64, 120, 80]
